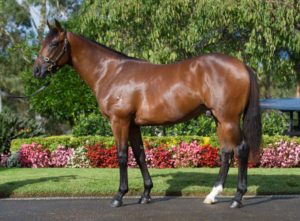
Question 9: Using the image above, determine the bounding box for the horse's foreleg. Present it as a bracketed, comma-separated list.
[230, 140, 249, 208]
[129, 124, 153, 204]
[203, 149, 233, 204]
[110, 117, 130, 208]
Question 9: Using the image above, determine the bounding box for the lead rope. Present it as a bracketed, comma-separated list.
[4, 81, 51, 99]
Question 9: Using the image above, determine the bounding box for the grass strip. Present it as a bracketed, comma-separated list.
[0, 168, 299, 198]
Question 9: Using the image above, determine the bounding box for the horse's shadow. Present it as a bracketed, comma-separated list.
[0, 175, 77, 198]
[150, 171, 300, 206]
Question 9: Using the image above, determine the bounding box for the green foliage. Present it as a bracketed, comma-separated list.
[10, 135, 115, 152]
[18, 0, 300, 133]
[261, 134, 300, 147]
[0, 110, 43, 153]
[141, 115, 216, 136]
[72, 113, 112, 136]
[262, 110, 289, 136]
[76, 0, 300, 98]
[165, 115, 216, 136]
[22, 66, 98, 123]
[72, 112, 216, 137]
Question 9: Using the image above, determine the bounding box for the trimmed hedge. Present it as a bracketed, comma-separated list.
[11, 136, 115, 152]
[10, 134, 300, 153]
[11, 135, 218, 152]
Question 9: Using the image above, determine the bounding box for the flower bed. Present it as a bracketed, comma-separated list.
[260, 141, 300, 168]
[2, 141, 220, 168]
[80, 141, 219, 169]
[1, 136, 299, 169]
[18, 143, 73, 168]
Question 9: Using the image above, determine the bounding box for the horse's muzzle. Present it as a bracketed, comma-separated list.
[33, 64, 49, 79]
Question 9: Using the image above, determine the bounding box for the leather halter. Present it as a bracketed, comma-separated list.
[39, 31, 68, 72]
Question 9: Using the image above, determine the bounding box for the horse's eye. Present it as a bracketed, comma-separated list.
[49, 41, 59, 48]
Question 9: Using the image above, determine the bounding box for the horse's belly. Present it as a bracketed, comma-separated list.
[134, 99, 206, 126]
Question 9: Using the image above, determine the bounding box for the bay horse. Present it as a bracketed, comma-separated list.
[33, 20, 261, 208]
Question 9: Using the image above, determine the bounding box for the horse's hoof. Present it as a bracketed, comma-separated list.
[229, 200, 242, 208]
[203, 196, 217, 204]
[138, 196, 151, 204]
[111, 199, 123, 208]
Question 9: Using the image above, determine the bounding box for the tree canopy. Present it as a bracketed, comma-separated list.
[8, 0, 300, 126]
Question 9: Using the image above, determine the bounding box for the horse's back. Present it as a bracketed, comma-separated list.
[132, 53, 250, 125]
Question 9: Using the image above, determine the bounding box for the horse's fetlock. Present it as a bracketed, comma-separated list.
[119, 187, 128, 195]
[144, 180, 153, 190]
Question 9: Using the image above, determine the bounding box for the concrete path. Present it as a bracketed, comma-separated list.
[0, 196, 299, 221]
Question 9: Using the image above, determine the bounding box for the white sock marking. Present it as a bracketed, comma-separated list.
[203, 184, 223, 204]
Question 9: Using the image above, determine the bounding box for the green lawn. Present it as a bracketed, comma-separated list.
[0, 168, 299, 198]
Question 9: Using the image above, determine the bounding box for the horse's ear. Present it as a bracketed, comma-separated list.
[54, 19, 63, 32]
[47, 19, 52, 30]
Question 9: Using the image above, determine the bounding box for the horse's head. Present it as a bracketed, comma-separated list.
[33, 19, 70, 78]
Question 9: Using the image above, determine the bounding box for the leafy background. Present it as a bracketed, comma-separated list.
[0, 0, 299, 137]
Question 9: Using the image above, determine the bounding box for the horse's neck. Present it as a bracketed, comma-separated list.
[67, 32, 123, 91]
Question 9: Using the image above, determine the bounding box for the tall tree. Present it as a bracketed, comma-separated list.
[74, 0, 300, 98]
[23, 0, 300, 124]
[0, 0, 32, 112]
[0, 0, 82, 113]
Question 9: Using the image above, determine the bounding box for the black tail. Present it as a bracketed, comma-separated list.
[243, 66, 262, 163]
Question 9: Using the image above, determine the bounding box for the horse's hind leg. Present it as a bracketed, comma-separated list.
[203, 148, 233, 204]
[230, 140, 249, 208]
[204, 121, 240, 205]
[129, 124, 153, 204]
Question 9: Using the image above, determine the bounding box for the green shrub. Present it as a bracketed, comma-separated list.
[11, 135, 115, 152]
[141, 117, 215, 136]
[141, 115, 216, 136]
[11, 135, 217, 152]
[72, 112, 216, 137]
[72, 113, 112, 136]
[0, 110, 43, 153]
[168, 115, 216, 136]
[262, 110, 288, 136]
[261, 134, 300, 147]
[71, 110, 291, 138]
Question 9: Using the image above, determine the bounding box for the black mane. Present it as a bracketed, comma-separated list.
[85, 36, 142, 61]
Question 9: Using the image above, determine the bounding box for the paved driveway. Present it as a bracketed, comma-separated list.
[0, 196, 299, 221]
